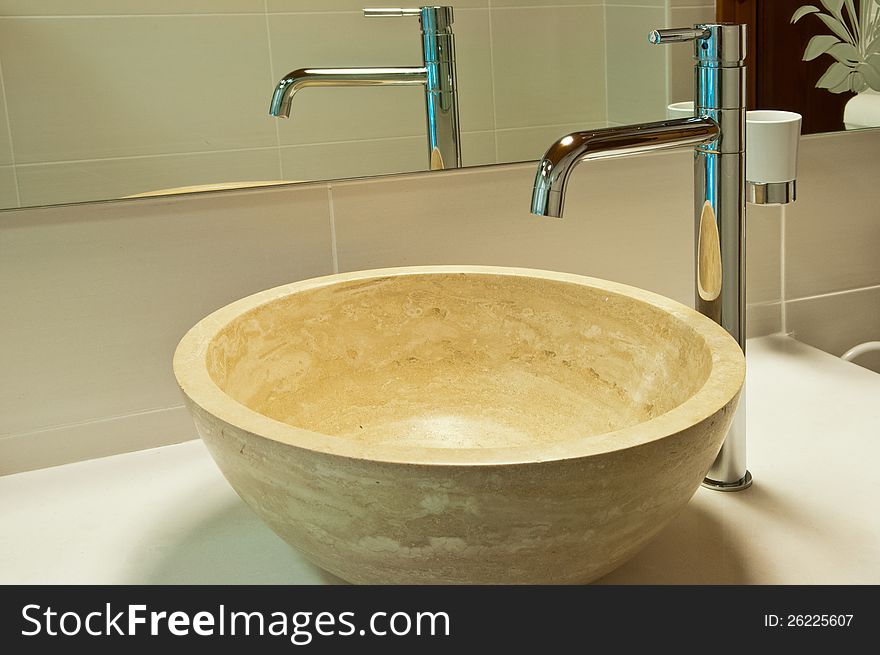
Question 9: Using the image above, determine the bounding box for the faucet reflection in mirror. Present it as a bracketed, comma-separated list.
[531, 24, 759, 492]
[270, 6, 461, 171]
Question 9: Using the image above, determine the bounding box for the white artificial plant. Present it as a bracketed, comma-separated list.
[792, 0, 880, 93]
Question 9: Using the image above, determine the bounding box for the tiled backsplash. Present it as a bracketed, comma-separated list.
[1, 127, 875, 475]
[782, 130, 880, 374]
[0, 1, 714, 208]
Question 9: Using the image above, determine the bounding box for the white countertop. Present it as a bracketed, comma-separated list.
[2, 335, 878, 584]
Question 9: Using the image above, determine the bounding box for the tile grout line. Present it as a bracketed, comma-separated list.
[780, 204, 788, 333]
[484, 122, 606, 133]
[327, 184, 340, 274]
[0, 6, 615, 20]
[0, 52, 22, 207]
[328, 138, 687, 191]
[0, 12, 367, 20]
[489, 4, 605, 10]
[13, 127, 565, 169]
[486, 5, 500, 163]
[17, 145, 284, 167]
[603, 1, 610, 125]
[785, 282, 880, 305]
[0, 404, 188, 442]
[13, 136, 441, 167]
[263, 0, 285, 181]
[664, 0, 672, 109]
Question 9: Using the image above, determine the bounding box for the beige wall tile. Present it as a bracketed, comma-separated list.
[267, 1, 488, 11]
[746, 302, 782, 338]
[668, 5, 716, 104]
[496, 122, 606, 164]
[492, 1, 597, 7]
[279, 130, 494, 182]
[491, 6, 606, 129]
[668, 1, 715, 7]
[0, 165, 17, 207]
[461, 130, 497, 167]
[446, 8, 496, 133]
[785, 130, 880, 298]
[0, 1, 265, 14]
[0, 407, 194, 476]
[0, 71, 11, 166]
[16, 148, 283, 207]
[281, 137, 426, 182]
[786, 286, 880, 373]
[0, 16, 275, 163]
[274, 95, 416, 151]
[606, 6, 667, 125]
[746, 203, 782, 305]
[332, 150, 696, 305]
[0, 185, 333, 437]
[605, 1, 665, 6]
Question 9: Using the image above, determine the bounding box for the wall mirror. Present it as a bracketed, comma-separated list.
[0, 1, 875, 211]
[0, 1, 716, 209]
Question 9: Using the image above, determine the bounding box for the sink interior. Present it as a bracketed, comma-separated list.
[205, 273, 712, 450]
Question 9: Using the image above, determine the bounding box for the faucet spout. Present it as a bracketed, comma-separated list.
[269, 67, 428, 118]
[530, 117, 720, 217]
[528, 23, 752, 491]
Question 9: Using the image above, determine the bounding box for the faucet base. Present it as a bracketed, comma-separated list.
[702, 469, 752, 492]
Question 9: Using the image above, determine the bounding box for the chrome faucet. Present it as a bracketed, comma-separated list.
[531, 24, 752, 491]
[269, 6, 461, 171]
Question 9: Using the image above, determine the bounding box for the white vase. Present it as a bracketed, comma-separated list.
[844, 89, 880, 130]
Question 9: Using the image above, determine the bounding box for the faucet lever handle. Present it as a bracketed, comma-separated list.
[648, 27, 710, 44]
[363, 8, 423, 17]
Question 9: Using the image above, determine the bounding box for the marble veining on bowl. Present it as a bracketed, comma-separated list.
[174, 266, 744, 584]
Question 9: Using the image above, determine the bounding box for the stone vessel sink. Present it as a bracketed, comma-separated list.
[173, 266, 744, 583]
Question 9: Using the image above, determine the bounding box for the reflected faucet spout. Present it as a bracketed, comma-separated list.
[530, 117, 720, 217]
[268, 6, 461, 170]
[269, 67, 428, 118]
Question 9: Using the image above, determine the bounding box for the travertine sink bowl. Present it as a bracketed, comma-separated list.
[174, 266, 744, 584]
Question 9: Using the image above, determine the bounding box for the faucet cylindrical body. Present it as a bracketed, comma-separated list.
[419, 6, 461, 169]
[692, 24, 746, 344]
[691, 24, 750, 490]
[529, 23, 752, 491]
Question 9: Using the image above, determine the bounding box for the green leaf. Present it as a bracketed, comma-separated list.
[844, 0, 857, 25]
[858, 60, 880, 89]
[816, 61, 853, 88]
[803, 34, 841, 59]
[820, 0, 846, 22]
[816, 13, 856, 43]
[792, 5, 821, 23]
[849, 71, 868, 93]
[829, 71, 855, 93]
[867, 35, 880, 56]
[827, 42, 861, 63]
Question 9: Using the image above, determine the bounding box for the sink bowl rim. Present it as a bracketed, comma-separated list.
[173, 265, 744, 466]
